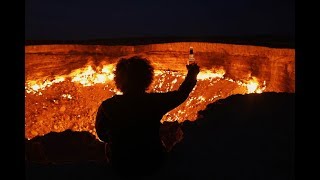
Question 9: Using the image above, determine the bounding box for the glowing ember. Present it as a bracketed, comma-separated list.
[25, 63, 267, 139]
[61, 94, 73, 99]
[70, 64, 115, 86]
[197, 68, 225, 80]
[26, 76, 66, 93]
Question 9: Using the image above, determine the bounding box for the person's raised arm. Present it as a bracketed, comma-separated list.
[177, 63, 200, 99]
[156, 63, 200, 114]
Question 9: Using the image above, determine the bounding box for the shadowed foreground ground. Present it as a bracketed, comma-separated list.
[26, 92, 294, 180]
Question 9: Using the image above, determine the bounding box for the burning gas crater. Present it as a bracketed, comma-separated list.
[25, 63, 266, 139]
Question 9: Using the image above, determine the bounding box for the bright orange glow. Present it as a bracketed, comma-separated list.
[26, 76, 66, 93]
[26, 64, 116, 93]
[197, 68, 225, 80]
[25, 63, 267, 139]
[245, 77, 266, 93]
[70, 64, 115, 86]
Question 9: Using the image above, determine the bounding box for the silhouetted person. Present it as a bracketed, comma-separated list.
[95, 56, 200, 177]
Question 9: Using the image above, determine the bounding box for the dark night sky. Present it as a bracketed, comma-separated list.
[25, 0, 295, 40]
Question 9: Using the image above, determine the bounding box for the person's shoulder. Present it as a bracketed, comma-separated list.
[101, 95, 119, 106]
[147, 91, 178, 99]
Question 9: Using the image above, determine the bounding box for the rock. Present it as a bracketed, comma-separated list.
[25, 130, 105, 163]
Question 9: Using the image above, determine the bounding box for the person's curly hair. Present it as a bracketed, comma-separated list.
[114, 56, 154, 93]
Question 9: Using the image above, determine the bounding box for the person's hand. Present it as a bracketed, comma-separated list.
[186, 63, 200, 76]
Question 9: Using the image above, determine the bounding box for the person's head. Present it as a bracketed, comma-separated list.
[114, 56, 154, 94]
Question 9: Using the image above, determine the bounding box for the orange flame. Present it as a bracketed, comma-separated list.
[70, 64, 115, 86]
[243, 77, 266, 94]
[197, 68, 225, 80]
[26, 76, 66, 94]
[224, 76, 266, 94]
[25, 64, 116, 94]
